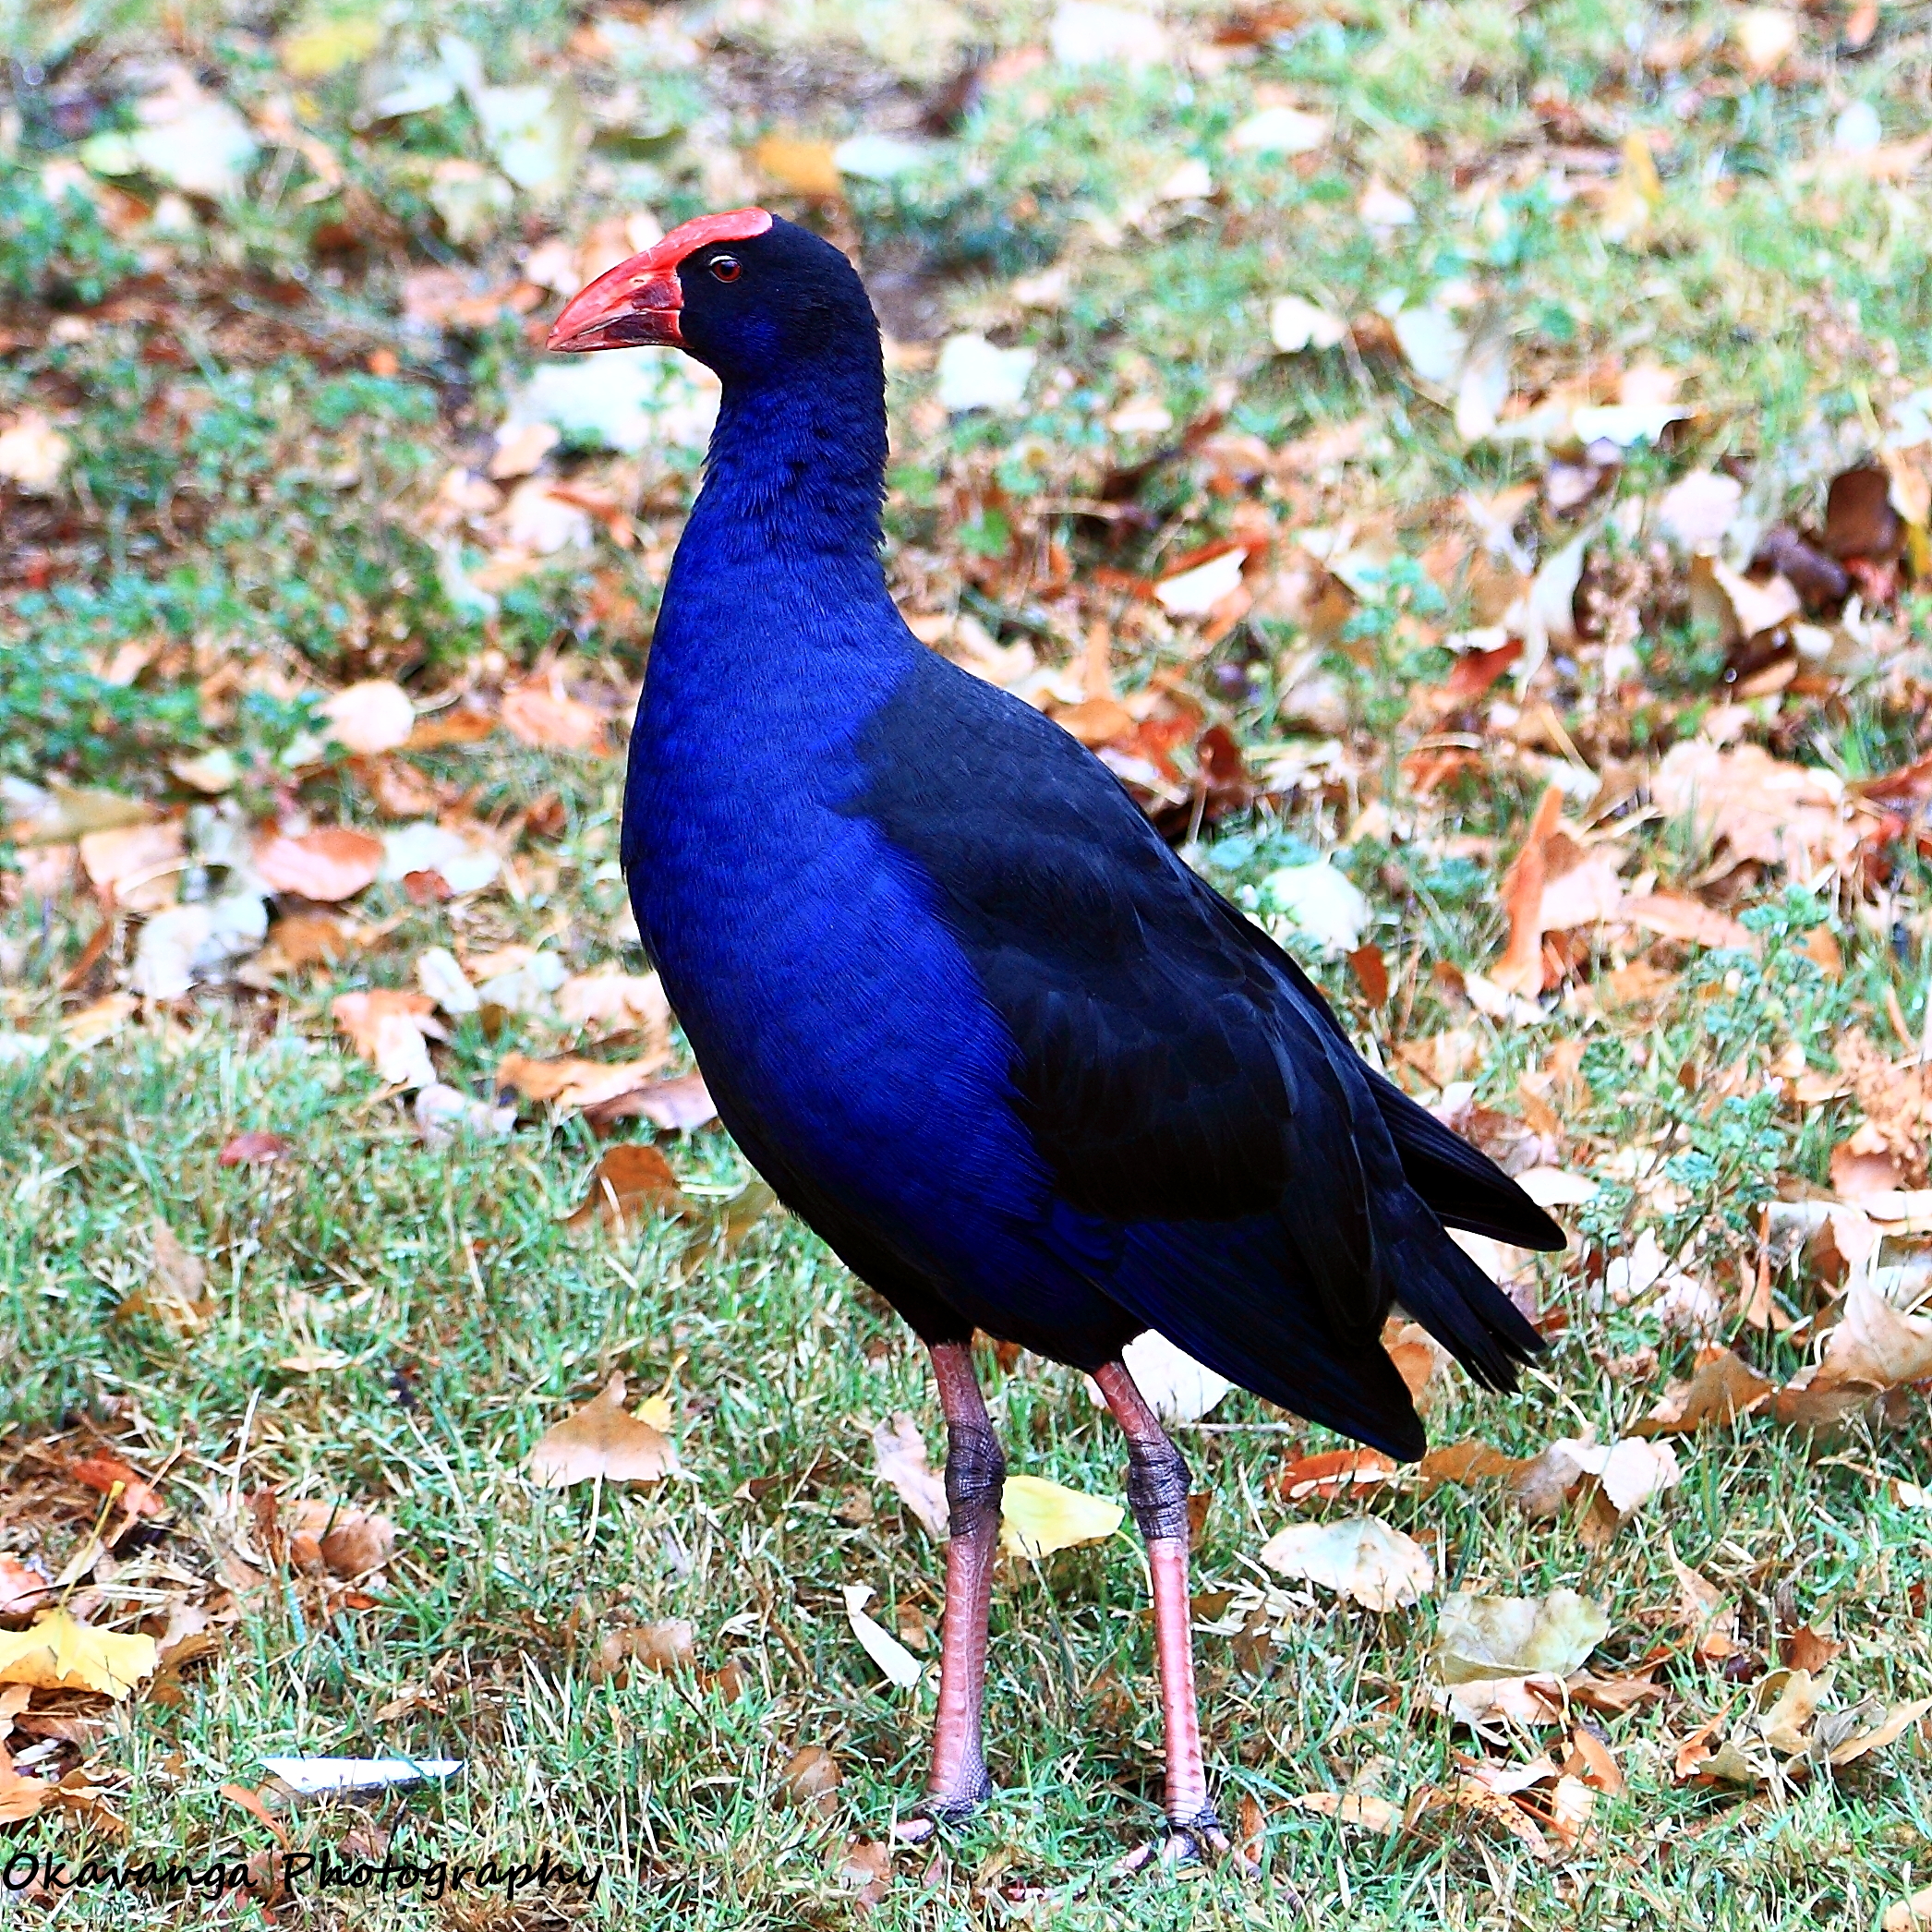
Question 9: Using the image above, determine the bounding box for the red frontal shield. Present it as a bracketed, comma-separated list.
[546, 208, 774, 353]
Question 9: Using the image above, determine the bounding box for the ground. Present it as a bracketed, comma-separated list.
[3, 0, 1932, 1926]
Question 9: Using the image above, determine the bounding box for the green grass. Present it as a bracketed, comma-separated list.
[5, 0, 1932, 1923]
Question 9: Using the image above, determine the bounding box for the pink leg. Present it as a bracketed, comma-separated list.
[896, 1339, 1001, 1839]
[1093, 1359, 1230, 1857]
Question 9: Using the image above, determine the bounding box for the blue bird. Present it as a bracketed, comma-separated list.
[549, 209, 1564, 1861]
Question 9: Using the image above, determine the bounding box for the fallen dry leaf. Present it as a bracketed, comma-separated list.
[1667, 1543, 1740, 1662]
[0, 1611, 159, 1697]
[1652, 741, 1864, 881]
[1775, 1275, 1932, 1428]
[1278, 1445, 1401, 1503]
[0, 1743, 47, 1824]
[564, 1143, 696, 1232]
[120, 1220, 213, 1334]
[1289, 1789, 1401, 1832]
[585, 1070, 718, 1133]
[838, 1837, 891, 1905]
[1433, 1589, 1609, 1683]
[0, 1559, 52, 1619]
[70, 1452, 164, 1517]
[255, 827, 386, 902]
[501, 1051, 669, 1112]
[1260, 1515, 1434, 1610]
[525, 1372, 679, 1487]
[1636, 1349, 1775, 1434]
[841, 1584, 924, 1690]
[998, 1474, 1124, 1557]
[1493, 785, 1564, 994]
[555, 968, 671, 1041]
[79, 819, 184, 913]
[321, 681, 416, 755]
[781, 1744, 841, 1811]
[500, 675, 610, 754]
[595, 1619, 697, 1680]
[1620, 892, 1757, 952]
[872, 1414, 950, 1540]
[218, 1130, 294, 1167]
[332, 990, 442, 1090]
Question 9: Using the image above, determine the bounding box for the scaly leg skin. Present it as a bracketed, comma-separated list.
[893, 1338, 1004, 1846]
[1092, 1359, 1253, 1877]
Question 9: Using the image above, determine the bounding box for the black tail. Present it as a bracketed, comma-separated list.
[1370, 1072, 1567, 1251]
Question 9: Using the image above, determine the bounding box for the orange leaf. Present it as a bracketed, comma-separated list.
[1494, 785, 1563, 994]
[564, 1142, 696, 1230]
[500, 677, 610, 754]
[254, 827, 385, 901]
[220, 1781, 290, 1848]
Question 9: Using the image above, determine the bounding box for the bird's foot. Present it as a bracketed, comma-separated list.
[890, 1773, 991, 1846]
[1110, 1808, 1260, 1882]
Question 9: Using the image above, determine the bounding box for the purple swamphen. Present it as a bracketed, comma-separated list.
[549, 209, 1564, 1861]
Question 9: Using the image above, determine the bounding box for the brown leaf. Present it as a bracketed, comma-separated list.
[1829, 1697, 1932, 1767]
[1781, 1624, 1844, 1674]
[1667, 1544, 1739, 1662]
[1634, 1349, 1774, 1435]
[1416, 1439, 1532, 1488]
[754, 135, 843, 199]
[79, 820, 184, 913]
[220, 1781, 290, 1849]
[554, 969, 670, 1039]
[780, 1744, 842, 1811]
[1055, 696, 1136, 746]
[596, 1619, 697, 1680]
[332, 990, 442, 1088]
[564, 1144, 696, 1232]
[526, 1373, 679, 1486]
[1824, 465, 1903, 562]
[500, 1052, 668, 1113]
[303, 1505, 395, 1579]
[254, 827, 385, 902]
[1620, 892, 1757, 952]
[838, 1838, 891, 1907]
[1494, 785, 1564, 994]
[0, 1744, 47, 1823]
[1830, 1138, 1905, 1202]
[1346, 942, 1389, 1006]
[264, 914, 351, 971]
[871, 1413, 951, 1540]
[585, 1071, 718, 1134]
[123, 1221, 212, 1334]
[500, 676, 610, 754]
[1775, 1277, 1932, 1427]
[219, 1130, 294, 1167]
[1564, 1723, 1623, 1796]
[1651, 742, 1866, 882]
[321, 680, 415, 755]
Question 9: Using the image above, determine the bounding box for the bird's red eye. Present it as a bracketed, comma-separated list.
[710, 255, 743, 284]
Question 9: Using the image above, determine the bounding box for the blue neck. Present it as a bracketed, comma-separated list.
[681, 346, 889, 584]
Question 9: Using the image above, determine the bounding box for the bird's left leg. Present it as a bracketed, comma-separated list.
[1092, 1358, 1232, 1866]
[894, 1337, 1003, 1844]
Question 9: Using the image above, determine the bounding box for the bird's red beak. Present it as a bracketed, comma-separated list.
[546, 207, 774, 355]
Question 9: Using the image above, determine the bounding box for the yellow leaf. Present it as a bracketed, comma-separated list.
[635, 1393, 673, 1431]
[280, 14, 383, 78]
[753, 135, 842, 199]
[0, 1610, 159, 1699]
[997, 1474, 1123, 1556]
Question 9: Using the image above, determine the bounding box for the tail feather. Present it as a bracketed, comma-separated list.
[1370, 1072, 1567, 1251]
[1385, 1193, 1545, 1392]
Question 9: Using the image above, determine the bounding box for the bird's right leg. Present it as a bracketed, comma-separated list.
[895, 1337, 1003, 1841]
